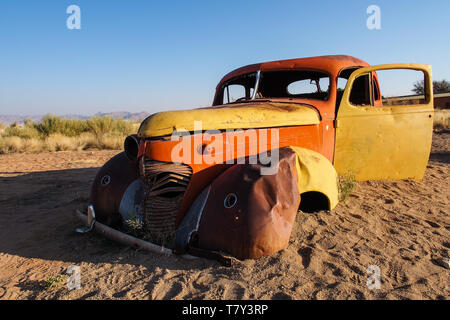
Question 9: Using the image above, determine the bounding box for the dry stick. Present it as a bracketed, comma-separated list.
[75, 210, 197, 260]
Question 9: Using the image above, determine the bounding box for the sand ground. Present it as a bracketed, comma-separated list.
[0, 131, 448, 300]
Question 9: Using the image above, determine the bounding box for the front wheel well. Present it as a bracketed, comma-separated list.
[298, 191, 330, 213]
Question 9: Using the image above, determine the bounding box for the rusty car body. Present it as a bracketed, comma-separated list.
[84, 55, 434, 260]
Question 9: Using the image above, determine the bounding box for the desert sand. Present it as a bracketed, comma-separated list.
[0, 131, 448, 300]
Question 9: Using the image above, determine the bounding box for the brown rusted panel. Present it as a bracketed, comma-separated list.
[195, 147, 300, 259]
[89, 152, 139, 226]
[175, 163, 231, 227]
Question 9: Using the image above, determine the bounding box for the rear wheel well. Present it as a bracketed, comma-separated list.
[299, 191, 330, 213]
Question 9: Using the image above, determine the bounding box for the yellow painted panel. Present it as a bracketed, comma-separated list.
[334, 64, 434, 181]
[289, 146, 339, 210]
[138, 102, 320, 138]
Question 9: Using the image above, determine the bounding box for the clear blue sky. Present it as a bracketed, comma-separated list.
[0, 0, 449, 116]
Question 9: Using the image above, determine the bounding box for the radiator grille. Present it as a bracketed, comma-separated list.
[142, 159, 192, 243]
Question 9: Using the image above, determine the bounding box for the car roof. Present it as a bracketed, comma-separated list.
[216, 55, 370, 90]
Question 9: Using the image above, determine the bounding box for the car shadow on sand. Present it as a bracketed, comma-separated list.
[429, 152, 450, 164]
[0, 168, 216, 275]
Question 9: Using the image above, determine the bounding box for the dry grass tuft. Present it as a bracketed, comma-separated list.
[434, 109, 450, 130]
[339, 172, 356, 202]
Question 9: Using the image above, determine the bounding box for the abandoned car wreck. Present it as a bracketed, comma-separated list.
[77, 55, 434, 261]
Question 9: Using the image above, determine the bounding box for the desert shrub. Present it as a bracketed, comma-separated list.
[144, 230, 175, 249]
[0, 136, 44, 153]
[0, 115, 137, 154]
[122, 218, 145, 238]
[339, 172, 356, 202]
[33, 115, 89, 137]
[86, 116, 134, 138]
[21, 138, 45, 153]
[0, 136, 24, 153]
[76, 133, 101, 150]
[30, 115, 134, 138]
[434, 110, 450, 130]
[42, 275, 66, 291]
[3, 124, 40, 139]
[86, 116, 113, 138]
[98, 134, 125, 149]
[44, 134, 83, 152]
[71, 132, 124, 150]
[23, 118, 34, 127]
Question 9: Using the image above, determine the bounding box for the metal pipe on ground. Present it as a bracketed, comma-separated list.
[75, 210, 197, 260]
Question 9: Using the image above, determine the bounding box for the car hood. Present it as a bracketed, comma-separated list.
[138, 101, 320, 138]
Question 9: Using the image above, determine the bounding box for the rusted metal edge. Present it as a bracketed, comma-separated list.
[75, 209, 197, 260]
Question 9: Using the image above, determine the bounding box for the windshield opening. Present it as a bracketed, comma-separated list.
[220, 72, 258, 104]
[219, 69, 331, 105]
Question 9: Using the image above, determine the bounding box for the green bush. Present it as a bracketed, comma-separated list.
[86, 116, 134, 138]
[3, 124, 40, 139]
[31, 115, 135, 138]
[33, 115, 89, 137]
[339, 172, 356, 202]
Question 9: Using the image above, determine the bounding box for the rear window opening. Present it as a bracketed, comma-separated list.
[259, 70, 330, 101]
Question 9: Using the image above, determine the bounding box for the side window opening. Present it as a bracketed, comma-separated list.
[349, 74, 371, 106]
[336, 78, 348, 108]
[376, 69, 427, 106]
[372, 73, 383, 107]
[336, 67, 360, 109]
[373, 76, 380, 101]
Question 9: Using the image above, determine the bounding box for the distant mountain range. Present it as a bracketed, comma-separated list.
[0, 111, 151, 126]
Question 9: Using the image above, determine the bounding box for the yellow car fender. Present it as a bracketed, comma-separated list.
[289, 146, 339, 210]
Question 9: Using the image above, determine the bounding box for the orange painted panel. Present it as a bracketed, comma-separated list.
[139, 123, 335, 225]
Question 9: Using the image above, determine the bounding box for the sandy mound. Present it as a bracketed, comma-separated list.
[0, 132, 448, 300]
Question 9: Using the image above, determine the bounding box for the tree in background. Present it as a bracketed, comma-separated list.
[412, 79, 450, 95]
